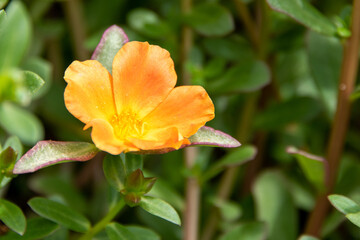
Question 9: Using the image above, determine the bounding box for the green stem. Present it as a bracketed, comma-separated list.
[79, 198, 126, 240]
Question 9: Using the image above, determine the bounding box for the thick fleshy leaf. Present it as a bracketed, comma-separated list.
[0, 147, 17, 187]
[189, 126, 240, 148]
[0, 102, 44, 145]
[351, 86, 360, 101]
[23, 71, 45, 95]
[307, 31, 342, 118]
[254, 97, 321, 130]
[28, 197, 91, 233]
[127, 8, 170, 39]
[106, 223, 137, 240]
[91, 25, 129, 73]
[1, 218, 58, 240]
[299, 235, 319, 240]
[328, 194, 360, 215]
[253, 170, 297, 240]
[0, 0, 8, 9]
[0, 199, 26, 235]
[13, 141, 99, 174]
[29, 175, 88, 213]
[208, 60, 270, 94]
[127, 226, 160, 240]
[0, 10, 5, 32]
[287, 146, 328, 191]
[202, 145, 257, 182]
[4, 135, 23, 159]
[22, 57, 52, 98]
[202, 36, 254, 62]
[139, 196, 181, 226]
[0, 1, 31, 71]
[185, 3, 234, 36]
[103, 154, 127, 191]
[346, 212, 360, 228]
[266, 0, 336, 36]
[220, 222, 266, 240]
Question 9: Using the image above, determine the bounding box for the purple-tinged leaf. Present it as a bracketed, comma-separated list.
[189, 126, 240, 147]
[13, 141, 99, 174]
[136, 126, 240, 154]
[287, 146, 329, 191]
[91, 25, 129, 73]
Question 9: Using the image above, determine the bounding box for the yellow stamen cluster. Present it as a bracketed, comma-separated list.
[111, 111, 145, 139]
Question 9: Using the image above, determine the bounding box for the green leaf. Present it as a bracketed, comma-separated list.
[298, 235, 320, 240]
[0, 10, 6, 32]
[185, 3, 234, 36]
[23, 71, 45, 95]
[266, 0, 336, 35]
[103, 154, 126, 191]
[189, 126, 240, 148]
[202, 145, 257, 182]
[254, 97, 321, 130]
[210, 198, 242, 222]
[4, 135, 23, 159]
[0, 1, 32, 71]
[127, 8, 170, 39]
[2, 217, 58, 240]
[43, 227, 68, 240]
[351, 85, 360, 102]
[22, 58, 52, 99]
[0, 199, 26, 235]
[307, 31, 342, 118]
[126, 226, 160, 240]
[220, 222, 266, 240]
[29, 175, 87, 213]
[28, 197, 91, 233]
[139, 196, 181, 226]
[208, 60, 270, 94]
[0, 147, 17, 187]
[287, 146, 327, 191]
[0, 0, 8, 9]
[0, 102, 44, 145]
[106, 223, 137, 240]
[125, 153, 143, 173]
[13, 141, 99, 174]
[346, 212, 360, 228]
[328, 194, 360, 215]
[146, 176, 184, 211]
[91, 25, 129, 73]
[253, 170, 297, 240]
[202, 36, 254, 62]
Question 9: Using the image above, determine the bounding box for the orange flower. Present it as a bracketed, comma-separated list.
[64, 41, 214, 155]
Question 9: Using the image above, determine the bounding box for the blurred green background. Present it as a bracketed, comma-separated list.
[1, 0, 360, 239]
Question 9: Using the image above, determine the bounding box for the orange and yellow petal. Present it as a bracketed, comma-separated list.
[88, 119, 139, 155]
[144, 85, 215, 138]
[127, 127, 191, 150]
[64, 60, 116, 124]
[112, 41, 177, 118]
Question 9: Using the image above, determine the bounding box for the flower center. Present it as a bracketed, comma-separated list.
[111, 111, 145, 140]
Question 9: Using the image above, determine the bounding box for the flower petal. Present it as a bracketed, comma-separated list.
[127, 127, 190, 150]
[64, 60, 116, 124]
[144, 86, 215, 137]
[112, 41, 177, 118]
[88, 119, 139, 155]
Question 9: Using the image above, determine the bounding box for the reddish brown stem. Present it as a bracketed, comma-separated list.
[63, 0, 88, 60]
[305, 0, 360, 236]
[181, 0, 199, 239]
